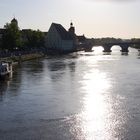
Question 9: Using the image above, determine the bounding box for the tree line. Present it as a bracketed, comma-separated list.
[0, 21, 45, 52]
[0, 20, 140, 53]
[130, 38, 140, 49]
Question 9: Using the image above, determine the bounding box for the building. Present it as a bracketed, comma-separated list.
[45, 23, 76, 53]
[77, 35, 86, 44]
[11, 18, 18, 27]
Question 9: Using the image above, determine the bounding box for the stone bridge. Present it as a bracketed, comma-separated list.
[84, 42, 140, 52]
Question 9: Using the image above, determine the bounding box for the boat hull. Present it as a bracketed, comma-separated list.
[0, 61, 13, 80]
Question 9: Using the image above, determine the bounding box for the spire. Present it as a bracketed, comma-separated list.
[11, 17, 18, 26]
[69, 21, 75, 36]
[70, 22, 73, 27]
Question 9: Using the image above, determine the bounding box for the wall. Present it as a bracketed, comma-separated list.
[62, 40, 74, 52]
[45, 24, 61, 50]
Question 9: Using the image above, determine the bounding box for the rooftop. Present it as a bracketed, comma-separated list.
[52, 23, 73, 40]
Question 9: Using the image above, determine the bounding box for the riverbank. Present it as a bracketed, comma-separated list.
[0, 53, 45, 65]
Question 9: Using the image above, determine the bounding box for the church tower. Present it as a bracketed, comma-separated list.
[68, 22, 78, 47]
[69, 22, 75, 36]
[11, 18, 18, 27]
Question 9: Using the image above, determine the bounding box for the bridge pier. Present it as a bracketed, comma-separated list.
[84, 46, 93, 52]
[102, 45, 112, 52]
[120, 44, 129, 52]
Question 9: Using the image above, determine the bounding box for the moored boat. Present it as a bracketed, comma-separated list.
[0, 61, 12, 80]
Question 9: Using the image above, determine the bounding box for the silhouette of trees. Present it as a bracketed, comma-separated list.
[0, 38, 2, 50]
[22, 29, 45, 50]
[93, 37, 123, 45]
[2, 22, 21, 51]
[131, 38, 140, 49]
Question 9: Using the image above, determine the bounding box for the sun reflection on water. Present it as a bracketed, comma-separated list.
[79, 69, 115, 139]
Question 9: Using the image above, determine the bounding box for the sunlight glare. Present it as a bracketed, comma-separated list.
[79, 69, 113, 139]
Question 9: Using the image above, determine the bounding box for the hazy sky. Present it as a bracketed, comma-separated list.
[0, 0, 140, 38]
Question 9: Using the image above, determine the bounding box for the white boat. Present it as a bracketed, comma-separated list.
[0, 61, 12, 80]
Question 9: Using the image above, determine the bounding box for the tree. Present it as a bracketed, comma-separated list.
[0, 38, 2, 50]
[22, 29, 45, 50]
[2, 22, 21, 51]
[131, 38, 140, 49]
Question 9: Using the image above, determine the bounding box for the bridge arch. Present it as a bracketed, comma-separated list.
[102, 44, 130, 52]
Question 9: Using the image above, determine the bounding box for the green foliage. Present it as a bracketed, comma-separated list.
[22, 29, 45, 49]
[131, 38, 140, 48]
[93, 37, 123, 45]
[0, 38, 2, 50]
[2, 22, 21, 51]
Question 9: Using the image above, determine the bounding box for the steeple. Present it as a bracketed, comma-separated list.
[11, 17, 18, 26]
[69, 21, 75, 35]
[70, 22, 73, 27]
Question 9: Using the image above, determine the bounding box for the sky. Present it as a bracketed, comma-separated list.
[0, 0, 140, 39]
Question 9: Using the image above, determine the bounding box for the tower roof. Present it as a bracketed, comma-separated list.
[11, 18, 18, 24]
[70, 22, 73, 27]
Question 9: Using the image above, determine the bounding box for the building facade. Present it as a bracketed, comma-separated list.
[45, 23, 76, 53]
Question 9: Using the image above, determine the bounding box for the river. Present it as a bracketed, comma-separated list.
[0, 46, 140, 140]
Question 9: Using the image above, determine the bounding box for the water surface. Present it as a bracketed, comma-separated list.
[0, 46, 140, 140]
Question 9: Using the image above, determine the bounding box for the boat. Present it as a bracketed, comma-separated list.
[0, 61, 12, 80]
